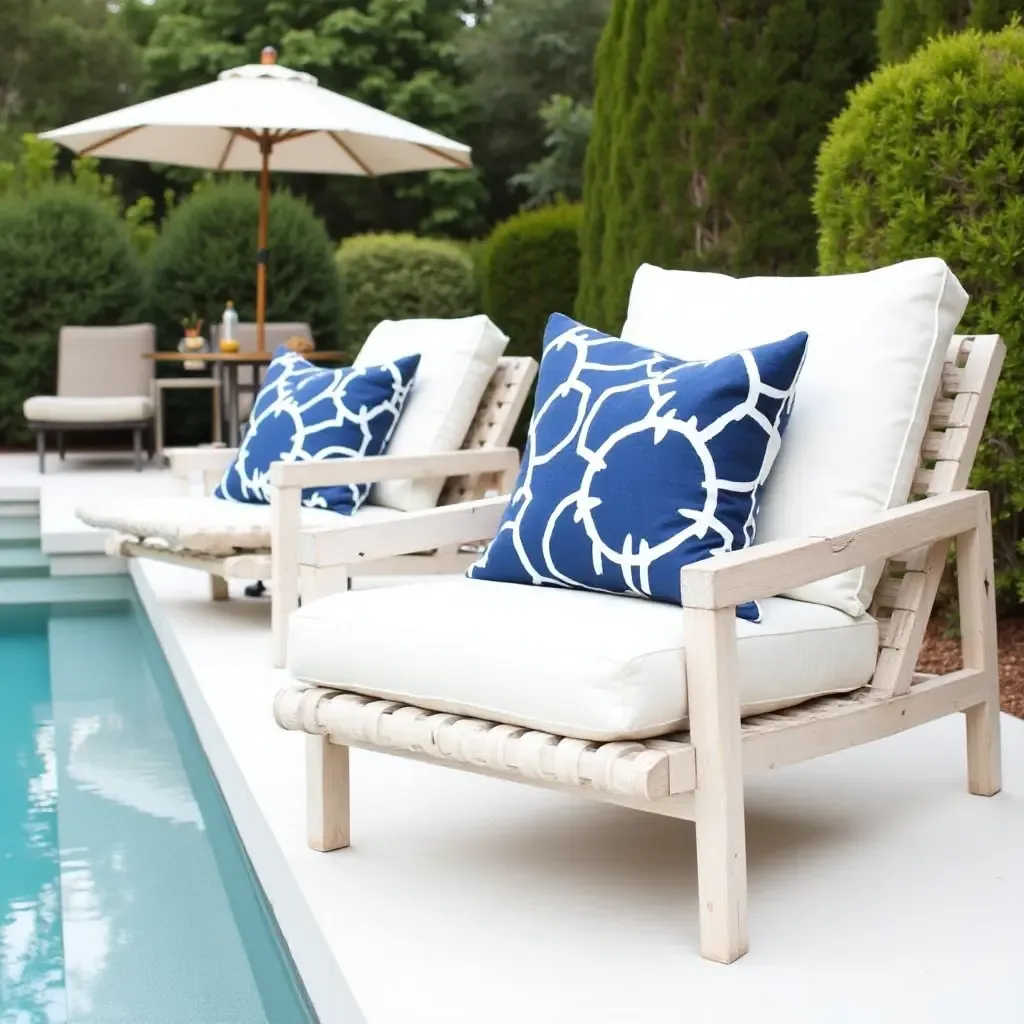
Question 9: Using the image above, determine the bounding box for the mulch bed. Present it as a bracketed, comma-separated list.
[917, 616, 1024, 719]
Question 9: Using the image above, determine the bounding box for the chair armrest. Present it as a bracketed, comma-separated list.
[297, 496, 508, 568]
[680, 490, 989, 611]
[165, 446, 237, 475]
[268, 447, 519, 490]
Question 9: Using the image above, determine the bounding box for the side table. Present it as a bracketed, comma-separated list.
[151, 378, 222, 461]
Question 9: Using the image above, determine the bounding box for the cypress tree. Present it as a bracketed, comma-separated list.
[877, 0, 1024, 65]
[576, 0, 877, 334]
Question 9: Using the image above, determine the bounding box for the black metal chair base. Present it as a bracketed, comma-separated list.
[30, 420, 155, 474]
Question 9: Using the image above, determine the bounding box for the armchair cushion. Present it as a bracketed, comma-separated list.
[467, 314, 807, 621]
[75, 496, 405, 557]
[354, 315, 508, 512]
[214, 346, 419, 515]
[622, 257, 969, 616]
[287, 579, 879, 742]
[24, 395, 152, 423]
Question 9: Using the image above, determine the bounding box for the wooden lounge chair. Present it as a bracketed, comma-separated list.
[23, 324, 157, 473]
[272, 312, 1004, 963]
[79, 354, 537, 666]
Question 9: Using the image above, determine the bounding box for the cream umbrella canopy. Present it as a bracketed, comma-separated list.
[40, 47, 473, 351]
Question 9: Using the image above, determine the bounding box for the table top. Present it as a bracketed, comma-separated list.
[144, 351, 348, 364]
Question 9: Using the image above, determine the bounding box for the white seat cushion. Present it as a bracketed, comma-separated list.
[354, 315, 508, 512]
[287, 578, 879, 742]
[621, 257, 968, 617]
[75, 496, 404, 557]
[24, 395, 153, 424]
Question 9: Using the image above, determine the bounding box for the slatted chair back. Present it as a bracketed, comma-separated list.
[869, 333, 1005, 695]
[438, 355, 538, 505]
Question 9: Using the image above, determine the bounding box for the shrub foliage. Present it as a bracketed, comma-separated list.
[576, 0, 877, 333]
[482, 202, 582, 360]
[877, 0, 1024, 64]
[815, 26, 1024, 604]
[337, 233, 479, 353]
[148, 180, 342, 351]
[0, 185, 145, 443]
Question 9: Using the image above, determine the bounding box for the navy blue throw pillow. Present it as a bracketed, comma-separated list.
[215, 346, 419, 515]
[468, 314, 808, 621]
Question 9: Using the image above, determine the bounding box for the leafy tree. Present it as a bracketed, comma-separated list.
[877, 0, 1024, 64]
[0, 134, 161, 253]
[458, 0, 611, 218]
[815, 25, 1024, 605]
[576, 0, 878, 334]
[0, 0, 140, 157]
[134, 0, 485, 239]
[510, 96, 593, 208]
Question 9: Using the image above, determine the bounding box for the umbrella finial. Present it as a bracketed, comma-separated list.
[260, 46, 277, 65]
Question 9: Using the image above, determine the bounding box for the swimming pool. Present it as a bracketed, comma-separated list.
[0, 518, 318, 1023]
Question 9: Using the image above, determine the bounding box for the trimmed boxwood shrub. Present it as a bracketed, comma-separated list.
[576, 0, 878, 334]
[814, 26, 1024, 605]
[0, 184, 145, 444]
[482, 202, 582, 360]
[481, 202, 582, 449]
[337, 233, 479, 353]
[877, 0, 1024, 65]
[148, 180, 342, 352]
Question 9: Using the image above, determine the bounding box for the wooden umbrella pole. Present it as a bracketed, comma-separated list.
[256, 131, 272, 352]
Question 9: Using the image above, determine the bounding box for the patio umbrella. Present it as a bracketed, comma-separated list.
[40, 47, 472, 351]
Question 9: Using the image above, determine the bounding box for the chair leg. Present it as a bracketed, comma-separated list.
[306, 735, 350, 852]
[132, 427, 143, 472]
[271, 485, 303, 669]
[958, 503, 1002, 797]
[36, 430, 46, 474]
[210, 575, 229, 601]
[966, 700, 1001, 797]
[57, 431, 65, 460]
[685, 606, 749, 964]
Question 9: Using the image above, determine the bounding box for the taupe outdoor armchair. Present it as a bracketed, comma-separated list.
[23, 323, 157, 473]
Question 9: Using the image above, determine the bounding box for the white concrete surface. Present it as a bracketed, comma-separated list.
[134, 561, 1024, 1024]
[6, 454, 1024, 1024]
[0, 451, 178, 567]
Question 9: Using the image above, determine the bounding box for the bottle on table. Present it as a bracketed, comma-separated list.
[220, 300, 239, 352]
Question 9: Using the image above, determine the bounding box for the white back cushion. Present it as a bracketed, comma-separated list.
[621, 258, 969, 616]
[354, 315, 508, 512]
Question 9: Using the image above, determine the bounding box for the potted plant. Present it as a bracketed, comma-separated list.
[178, 314, 208, 370]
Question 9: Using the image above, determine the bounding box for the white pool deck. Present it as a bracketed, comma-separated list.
[3, 451, 1023, 1024]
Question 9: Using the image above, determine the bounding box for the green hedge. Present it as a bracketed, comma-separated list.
[0, 185, 145, 444]
[814, 26, 1024, 605]
[337, 233, 479, 353]
[482, 202, 582, 360]
[576, 0, 878, 333]
[877, 0, 1024, 64]
[481, 202, 582, 449]
[148, 180, 342, 351]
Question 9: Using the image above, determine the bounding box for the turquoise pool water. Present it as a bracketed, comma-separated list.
[0, 522, 318, 1023]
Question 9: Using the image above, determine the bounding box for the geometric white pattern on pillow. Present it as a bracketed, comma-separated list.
[468, 314, 808, 621]
[214, 346, 419, 515]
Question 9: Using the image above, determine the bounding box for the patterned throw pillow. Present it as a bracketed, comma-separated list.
[468, 314, 808, 621]
[215, 346, 420, 515]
